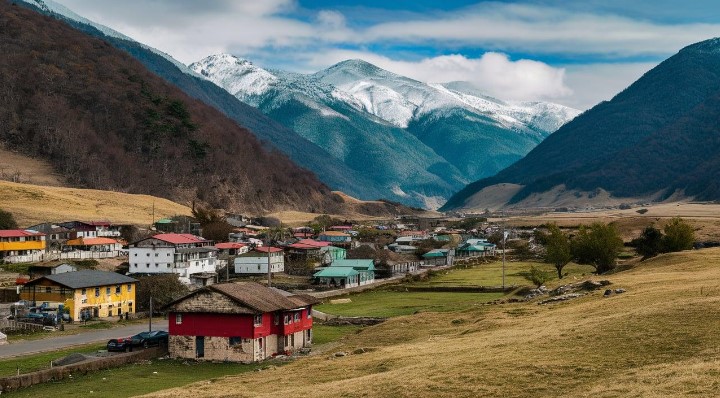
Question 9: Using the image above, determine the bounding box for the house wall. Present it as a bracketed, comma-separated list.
[20, 281, 135, 321]
[170, 312, 255, 338]
[129, 247, 175, 274]
[234, 253, 284, 274]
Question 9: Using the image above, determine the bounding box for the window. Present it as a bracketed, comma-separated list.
[274, 313, 280, 325]
[146, 253, 150, 257]
[155, 253, 159, 257]
[167, 253, 171, 257]
[81, 298, 87, 304]
[294, 312, 300, 323]
[146, 264, 150, 268]
[127, 284, 132, 292]
[258, 338, 263, 349]
[115, 285, 121, 294]
[284, 314, 290, 325]
[307, 307, 312, 319]
[229, 337, 241, 346]
[95, 288, 100, 297]
[81, 288, 87, 295]
[45, 287, 52, 294]
[253, 314, 263, 326]
[175, 313, 182, 324]
[106, 287, 111, 295]
[284, 335, 289, 346]
[134, 253, 137, 257]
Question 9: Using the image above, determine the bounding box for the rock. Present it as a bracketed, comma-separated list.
[330, 298, 352, 304]
[599, 280, 612, 286]
[580, 280, 603, 290]
[603, 289, 613, 297]
[353, 348, 367, 355]
[614, 288, 626, 294]
[538, 293, 584, 305]
[334, 352, 347, 357]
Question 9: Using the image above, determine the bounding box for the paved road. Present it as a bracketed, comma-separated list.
[0, 320, 168, 359]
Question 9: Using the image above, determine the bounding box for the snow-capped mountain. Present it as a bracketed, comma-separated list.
[191, 55, 579, 208]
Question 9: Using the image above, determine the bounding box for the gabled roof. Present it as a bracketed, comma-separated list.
[167, 282, 318, 313]
[25, 270, 136, 289]
[252, 246, 283, 253]
[330, 259, 375, 271]
[151, 233, 207, 244]
[0, 229, 45, 238]
[422, 249, 450, 258]
[314, 267, 359, 278]
[215, 242, 247, 249]
[66, 237, 120, 246]
[296, 239, 330, 247]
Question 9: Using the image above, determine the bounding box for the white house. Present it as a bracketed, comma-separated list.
[128, 233, 218, 286]
[234, 247, 284, 274]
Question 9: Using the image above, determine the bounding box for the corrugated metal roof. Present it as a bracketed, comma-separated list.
[253, 246, 283, 253]
[314, 267, 359, 278]
[151, 233, 207, 244]
[0, 229, 45, 238]
[215, 242, 247, 249]
[26, 270, 136, 289]
[66, 237, 120, 246]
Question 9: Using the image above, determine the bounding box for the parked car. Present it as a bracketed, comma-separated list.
[130, 330, 169, 348]
[107, 336, 134, 352]
[107, 330, 168, 351]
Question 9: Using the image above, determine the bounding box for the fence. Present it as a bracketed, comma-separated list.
[0, 319, 45, 332]
[0, 346, 167, 393]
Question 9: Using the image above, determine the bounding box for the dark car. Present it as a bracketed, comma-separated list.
[107, 330, 169, 352]
[130, 330, 169, 348]
[107, 336, 134, 352]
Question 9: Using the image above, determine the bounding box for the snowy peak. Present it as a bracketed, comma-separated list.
[189, 54, 278, 99]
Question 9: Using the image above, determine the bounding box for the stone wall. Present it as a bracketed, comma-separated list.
[169, 335, 254, 363]
[0, 347, 166, 393]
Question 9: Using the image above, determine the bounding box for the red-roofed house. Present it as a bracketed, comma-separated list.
[234, 247, 284, 275]
[62, 237, 124, 259]
[128, 233, 218, 286]
[215, 242, 249, 256]
[0, 229, 46, 263]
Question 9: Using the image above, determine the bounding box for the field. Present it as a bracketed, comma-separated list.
[144, 247, 720, 397]
[0, 180, 191, 227]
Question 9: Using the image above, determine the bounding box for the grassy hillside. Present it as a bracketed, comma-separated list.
[0, 180, 190, 227]
[145, 248, 720, 397]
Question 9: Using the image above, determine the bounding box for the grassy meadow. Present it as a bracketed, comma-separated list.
[143, 248, 720, 398]
[0, 180, 190, 227]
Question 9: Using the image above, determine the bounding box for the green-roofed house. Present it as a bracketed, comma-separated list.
[422, 249, 455, 266]
[457, 239, 497, 258]
[313, 259, 375, 288]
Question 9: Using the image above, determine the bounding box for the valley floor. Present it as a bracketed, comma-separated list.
[141, 248, 720, 397]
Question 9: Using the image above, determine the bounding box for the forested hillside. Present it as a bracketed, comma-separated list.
[0, 2, 339, 214]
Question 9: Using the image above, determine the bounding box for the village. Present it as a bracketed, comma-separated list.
[0, 213, 510, 389]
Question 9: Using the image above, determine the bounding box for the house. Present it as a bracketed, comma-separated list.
[317, 231, 352, 246]
[26, 222, 72, 251]
[319, 246, 346, 262]
[457, 239, 497, 257]
[234, 247, 284, 274]
[0, 229, 46, 263]
[387, 261, 419, 275]
[215, 242, 249, 256]
[314, 259, 375, 288]
[63, 237, 124, 259]
[57, 221, 99, 239]
[128, 233, 218, 287]
[19, 270, 136, 321]
[165, 282, 318, 362]
[387, 243, 418, 254]
[28, 263, 78, 279]
[422, 249, 455, 266]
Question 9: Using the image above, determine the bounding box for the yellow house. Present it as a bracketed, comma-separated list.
[20, 270, 137, 321]
[0, 229, 46, 263]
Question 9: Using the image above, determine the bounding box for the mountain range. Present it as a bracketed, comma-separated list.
[190, 54, 579, 208]
[442, 37, 720, 211]
[17, 0, 579, 210]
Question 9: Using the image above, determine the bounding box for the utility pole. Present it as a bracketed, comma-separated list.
[149, 296, 153, 332]
[502, 210, 507, 290]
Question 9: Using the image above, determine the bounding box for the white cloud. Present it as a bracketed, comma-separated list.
[305, 50, 571, 102]
[561, 62, 657, 109]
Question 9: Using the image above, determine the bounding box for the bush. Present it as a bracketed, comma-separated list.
[662, 218, 695, 252]
[571, 222, 624, 274]
[0, 208, 17, 229]
[521, 266, 553, 287]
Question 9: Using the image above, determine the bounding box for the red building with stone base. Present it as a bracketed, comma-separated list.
[165, 282, 318, 362]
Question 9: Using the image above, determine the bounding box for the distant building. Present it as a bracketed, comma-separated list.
[234, 247, 284, 274]
[20, 270, 136, 321]
[422, 249, 455, 266]
[28, 263, 77, 279]
[166, 282, 318, 362]
[457, 239, 496, 257]
[314, 259, 375, 288]
[128, 233, 217, 287]
[317, 231, 352, 246]
[0, 229, 46, 263]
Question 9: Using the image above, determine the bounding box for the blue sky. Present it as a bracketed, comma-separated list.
[54, 0, 720, 109]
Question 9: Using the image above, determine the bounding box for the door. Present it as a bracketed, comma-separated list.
[196, 336, 205, 358]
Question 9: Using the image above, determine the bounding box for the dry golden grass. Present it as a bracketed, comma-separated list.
[505, 202, 720, 240]
[144, 248, 720, 397]
[0, 147, 65, 187]
[0, 180, 190, 227]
